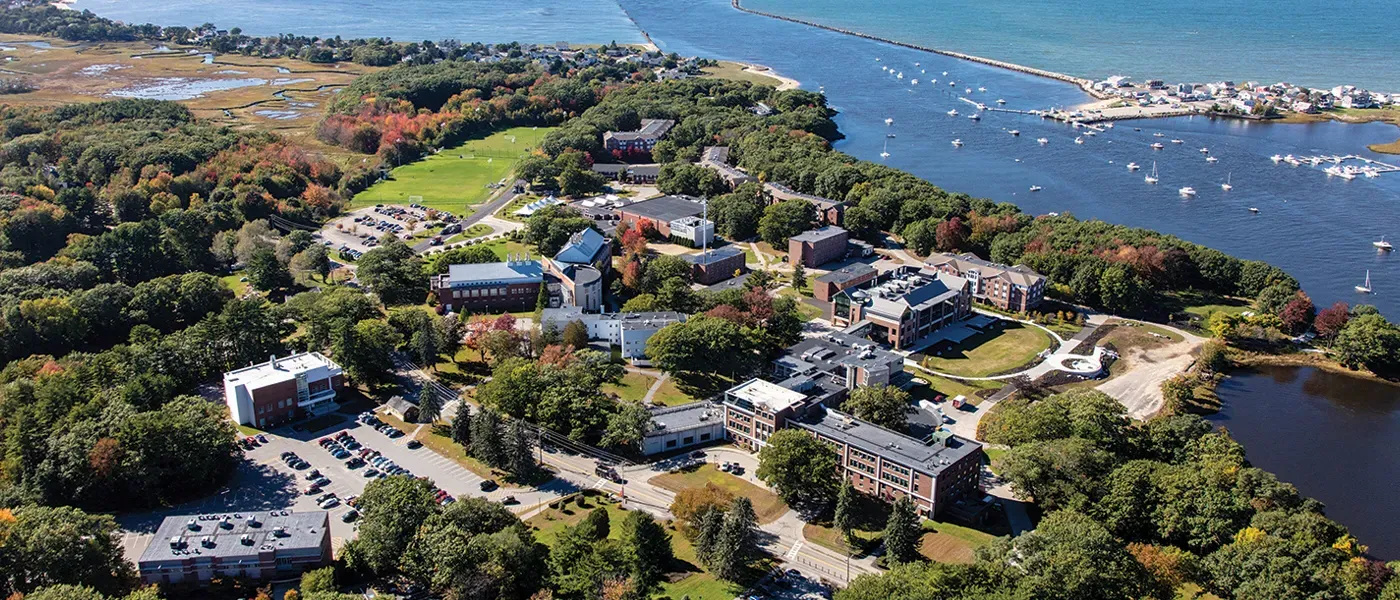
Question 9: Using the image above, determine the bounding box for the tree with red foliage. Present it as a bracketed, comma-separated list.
[621, 260, 644, 291]
[492, 313, 517, 332]
[1314, 301, 1351, 340]
[934, 217, 968, 252]
[1279, 291, 1316, 335]
[620, 224, 648, 259]
[743, 287, 775, 323]
[705, 304, 752, 326]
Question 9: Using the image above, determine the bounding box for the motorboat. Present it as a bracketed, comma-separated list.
[947, 109, 959, 116]
[1206, 156, 1219, 163]
[1151, 142, 1165, 149]
[1105, 122, 1115, 129]
[996, 98, 1006, 104]
[1270, 154, 1283, 163]
[968, 113, 981, 121]
[965, 87, 972, 93]
[1074, 137, 1084, 144]
[1008, 129, 1020, 136]
[1374, 237, 1393, 251]
[1249, 207, 1260, 213]
[1199, 147, 1210, 154]
[1153, 132, 1165, 137]
[1171, 139, 1184, 144]
[1127, 162, 1140, 171]
[1029, 185, 1042, 192]
[1084, 130, 1097, 136]
[951, 138, 963, 147]
[978, 86, 987, 92]
[1285, 155, 1301, 166]
[1145, 162, 1159, 184]
[1179, 186, 1197, 197]
[880, 139, 890, 159]
[886, 133, 897, 138]
[942, 71, 948, 76]
[911, 79, 919, 85]
[1037, 138, 1049, 145]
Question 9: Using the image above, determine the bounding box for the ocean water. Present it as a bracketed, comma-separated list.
[71, 0, 645, 44]
[744, 0, 1400, 92]
[621, 0, 1400, 318]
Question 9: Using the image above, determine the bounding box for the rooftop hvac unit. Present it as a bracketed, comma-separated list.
[246, 516, 260, 527]
[200, 536, 214, 548]
[273, 526, 287, 537]
[169, 536, 185, 549]
[186, 519, 199, 531]
[240, 534, 253, 546]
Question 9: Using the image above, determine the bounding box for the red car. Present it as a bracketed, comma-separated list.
[317, 437, 333, 447]
[244, 436, 258, 447]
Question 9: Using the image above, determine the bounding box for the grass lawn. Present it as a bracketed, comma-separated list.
[1166, 290, 1251, 320]
[802, 492, 890, 557]
[236, 424, 265, 436]
[650, 376, 697, 407]
[527, 492, 630, 546]
[475, 238, 533, 261]
[1176, 583, 1224, 600]
[352, 126, 554, 214]
[775, 286, 824, 321]
[444, 223, 493, 244]
[910, 375, 1002, 405]
[373, 407, 417, 436]
[220, 272, 250, 297]
[918, 520, 996, 564]
[651, 464, 788, 524]
[983, 448, 1007, 470]
[700, 61, 785, 87]
[1101, 322, 1183, 354]
[498, 193, 541, 222]
[920, 322, 1053, 377]
[602, 371, 658, 403]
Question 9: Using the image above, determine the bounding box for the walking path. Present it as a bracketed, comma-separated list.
[903, 311, 1111, 382]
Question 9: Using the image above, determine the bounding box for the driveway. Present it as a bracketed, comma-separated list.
[1095, 320, 1204, 419]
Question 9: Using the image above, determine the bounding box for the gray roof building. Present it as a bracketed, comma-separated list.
[619, 195, 707, 223]
[790, 226, 848, 244]
[816, 263, 876, 286]
[794, 407, 983, 480]
[138, 510, 331, 585]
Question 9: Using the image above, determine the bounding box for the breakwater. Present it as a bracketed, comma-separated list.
[729, 0, 1108, 100]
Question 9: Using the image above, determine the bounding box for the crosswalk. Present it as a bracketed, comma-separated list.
[784, 540, 804, 560]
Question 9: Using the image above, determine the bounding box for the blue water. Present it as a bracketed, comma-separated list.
[745, 0, 1400, 92]
[71, 0, 645, 44]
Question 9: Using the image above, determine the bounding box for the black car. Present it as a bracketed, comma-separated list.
[406, 440, 422, 449]
[479, 480, 498, 492]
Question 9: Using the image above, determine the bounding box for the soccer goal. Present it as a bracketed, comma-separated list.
[408, 195, 424, 206]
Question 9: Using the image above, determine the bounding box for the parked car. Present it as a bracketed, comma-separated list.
[317, 438, 333, 447]
[332, 450, 351, 460]
[255, 434, 268, 444]
[479, 480, 498, 492]
[305, 469, 321, 480]
[303, 485, 321, 495]
[341, 509, 359, 523]
[363, 468, 380, 478]
[502, 496, 518, 505]
[319, 497, 340, 509]
[346, 457, 364, 468]
[317, 492, 337, 503]
[406, 440, 422, 449]
[312, 476, 331, 487]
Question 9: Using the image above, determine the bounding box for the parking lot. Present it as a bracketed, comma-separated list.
[320, 204, 461, 259]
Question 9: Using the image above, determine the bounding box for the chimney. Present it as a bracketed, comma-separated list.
[270, 354, 278, 369]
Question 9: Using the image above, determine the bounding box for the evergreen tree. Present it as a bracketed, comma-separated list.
[883, 495, 921, 565]
[792, 261, 806, 291]
[693, 506, 724, 568]
[579, 506, 611, 541]
[411, 316, 439, 368]
[417, 386, 442, 424]
[834, 480, 857, 547]
[506, 418, 536, 475]
[470, 408, 503, 467]
[713, 497, 758, 581]
[619, 510, 673, 593]
[450, 401, 472, 447]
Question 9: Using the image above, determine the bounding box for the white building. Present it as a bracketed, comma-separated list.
[541, 307, 685, 359]
[668, 216, 715, 247]
[223, 353, 344, 428]
[643, 402, 725, 455]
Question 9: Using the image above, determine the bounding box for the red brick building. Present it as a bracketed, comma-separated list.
[765, 182, 845, 226]
[682, 245, 747, 285]
[788, 226, 849, 269]
[617, 195, 705, 237]
[223, 353, 344, 429]
[925, 252, 1047, 312]
[430, 258, 544, 313]
[813, 262, 877, 302]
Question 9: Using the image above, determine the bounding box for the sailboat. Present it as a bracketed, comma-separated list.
[880, 139, 890, 159]
[1145, 162, 1159, 184]
[1221, 172, 1233, 191]
[1356, 270, 1373, 294]
[951, 138, 963, 147]
[1375, 236, 1393, 251]
[1074, 136, 1084, 145]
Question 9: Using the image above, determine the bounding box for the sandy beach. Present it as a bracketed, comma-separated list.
[52, 0, 76, 9]
[735, 61, 800, 90]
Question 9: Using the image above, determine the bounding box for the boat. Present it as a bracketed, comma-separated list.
[949, 81, 956, 87]
[1356, 270, 1373, 294]
[1221, 172, 1233, 191]
[1270, 154, 1283, 163]
[965, 87, 972, 93]
[1074, 137, 1084, 145]
[876, 58, 882, 62]
[1206, 156, 1219, 163]
[1179, 186, 1197, 197]
[885, 117, 894, 126]
[915, 62, 920, 66]
[886, 133, 897, 138]
[996, 98, 1006, 104]
[1153, 132, 1165, 137]
[1008, 129, 1020, 136]
[978, 86, 987, 92]
[1310, 156, 1323, 166]
[1249, 207, 1259, 213]
[968, 113, 981, 121]
[1199, 147, 1210, 154]
[1375, 237, 1393, 251]
[1365, 167, 1381, 178]
[897, 72, 904, 79]
[1145, 162, 1159, 184]
[1029, 185, 1042, 192]
[1151, 142, 1165, 149]
[1134, 127, 1142, 131]
[1037, 138, 1049, 145]
[1285, 155, 1301, 166]
[1127, 162, 1140, 171]
[1084, 130, 1097, 136]
[942, 71, 948, 76]
[911, 79, 919, 85]
[951, 138, 963, 147]
[1105, 122, 1115, 129]
[947, 109, 959, 116]
[1171, 139, 1184, 144]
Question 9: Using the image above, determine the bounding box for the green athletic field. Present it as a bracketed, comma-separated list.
[351, 126, 555, 215]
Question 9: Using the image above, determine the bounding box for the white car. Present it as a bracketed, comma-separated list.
[319, 497, 341, 509]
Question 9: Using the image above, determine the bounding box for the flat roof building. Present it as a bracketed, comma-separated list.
[682, 245, 747, 285]
[644, 401, 725, 455]
[224, 352, 344, 428]
[814, 262, 878, 302]
[431, 258, 544, 313]
[789, 226, 850, 269]
[540, 307, 685, 359]
[836, 267, 972, 350]
[668, 216, 715, 247]
[138, 510, 331, 586]
[772, 330, 908, 391]
[618, 195, 706, 237]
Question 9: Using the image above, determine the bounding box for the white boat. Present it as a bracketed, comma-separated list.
[880, 139, 890, 159]
[911, 79, 919, 85]
[1199, 147, 1210, 154]
[881, 66, 888, 72]
[876, 58, 882, 62]
[968, 113, 981, 121]
[1074, 137, 1084, 144]
[949, 81, 956, 87]
[1008, 129, 1020, 136]
[996, 98, 1006, 104]
[897, 72, 904, 79]
[1285, 155, 1301, 166]
[1221, 172, 1233, 191]
[1179, 186, 1197, 197]
[965, 87, 972, 93]
[1105, 122, 1115, 128]
[1270, 154, 1283, 163]
[1171, 139, 1184, 144]
[1151, 142, 1164, 149]
[947, 109, 959, 116]
[1206, 156, 1219, 163]
[1029, 185, 1042, 192]
[942, 71, 948, 76]
[1375, 236, 1393, 251]
[1365, 167, 1381, 178]
[915, 62, 920, 66]
[978, 87, 987, 92]
[1310, 156, 1323, 166]
[1153, 132, 1165, 137]
[1084, 130, 1097, 136]
[1145, 162, 1159, 184]
[1249, 207, 1260, 213]
[951, 138, 963, 147]
[885, 118, 894, 126]
[1356, 270, 1373, 294]
[1037, 138, 1049, 145]
[1127, 162, 1140, 171]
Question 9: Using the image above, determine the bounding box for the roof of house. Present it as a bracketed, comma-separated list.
[790, 226, 848, 244]
[442, 260, 544, 287]
[647, 401, 723, 434]
[682, 245, 745, 265]
[795, 407, 983, 476]
[629, 164, 661, 178]
[620, 195, 706, 223]
[701, 146, 730, 164]
[926, 252, 1046, 287]
[863, 271, 967, 321]
[726, 378, 809, 413]
[139, 511, 328, 564]
[591, 163, 629, 174]
[224, 352, 341, 390]
[604, 119, 675, 142]
[554, 227, 607, 265]
[766, 182, 844, 210]
[773, 330, 902, 378]
[815, 262, 876, 285]
[385, 396, 419, 415]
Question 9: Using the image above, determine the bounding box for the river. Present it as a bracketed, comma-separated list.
[1210, 365, 1400, 559]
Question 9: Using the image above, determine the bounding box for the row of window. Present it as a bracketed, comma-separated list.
[257, 398, 293, 415]
[662, 432, 714, 448]
[451, 286, 529, 299]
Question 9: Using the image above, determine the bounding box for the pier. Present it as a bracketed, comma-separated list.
[730, 0, 1110, 100]
[1283, 154, 1400, 179]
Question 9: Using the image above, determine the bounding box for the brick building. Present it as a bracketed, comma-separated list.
[431, 258, 544, 313]
[925, 252, 1047, 312]
[813, 262, 878, 302]
[697, 146, 756, 189]
[682, 245, 747, 285]
[138, 511, 331, 586]
[223, 353, 344, 428]
[617, 195, 705, 237]
[603, 119, 675, 153]
[766, 182, 845, 226]
[788, 226, 850, 268]
[835, 267, 971, 350]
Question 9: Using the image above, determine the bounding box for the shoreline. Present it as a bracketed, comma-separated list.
[731, 61, 799, 90]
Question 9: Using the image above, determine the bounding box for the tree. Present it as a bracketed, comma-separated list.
[1331, 313, 1400, 376]
[1314, 301, 1350, 340]
[245, 247, 293, 292]
[1278, 291, 1315, 334]
[997, 437, 1117, 511]
[618, 511, 673, 593]
[1160, 374, 1196, 413]
[669, 484, 735, 532]
[711, 497, 759, 581]
[843, 385, 910, 432]
[451, 401, 472, 447]
[334, 319, 401, 385]
[692, 506, 725, 568]
[506, 419, 537, 476]
[350, 476, 440, 575]
[834, 481, 857, 546]
[791, 261, 806, 291]
[418, 387, 442, 424]
[299, 567, 337, 594]
[291, 245, 332, 280]
[356, 236, 426, 305]
[471, 408, 504, 467]
[646, 316, 759, 390]
[600, 402, 651, 450]
[757, 429, 839, 512]
[1, 506, 136, 597]
[525, 205, 595, 256]
[400, 497, 546, 600]
[1254, 282, 1297, 316]
[980, 510, 1155, 600]
[882, 495, 921, 565]
[758, 199, 815, 246]
[563, 319, 589, 350]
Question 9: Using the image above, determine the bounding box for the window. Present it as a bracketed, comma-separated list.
[683, 436, 694, 444]
[666, 440, 677, 448]
[700, 433, 711, 441]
